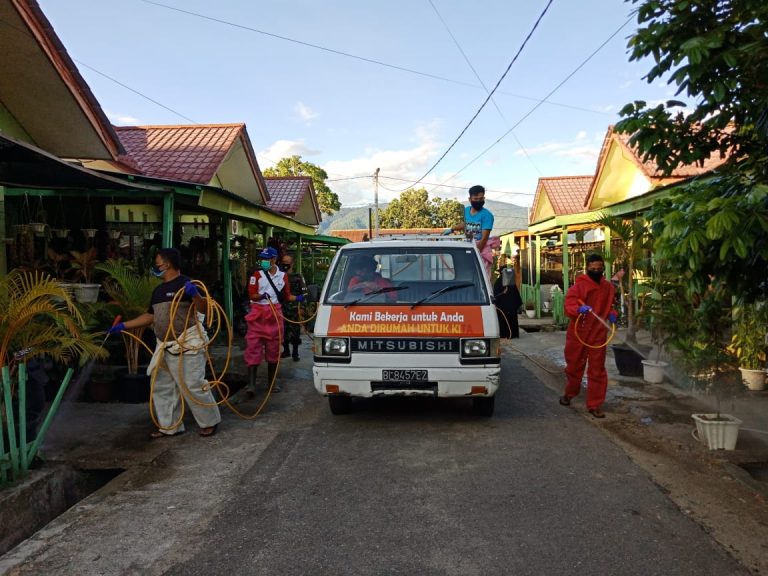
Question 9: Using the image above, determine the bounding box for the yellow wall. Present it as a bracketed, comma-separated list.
[295, 196, 319, 226]
[588, 140, 651, 209]
[532, 188, 555, 222]
[214, 139, 265, 205]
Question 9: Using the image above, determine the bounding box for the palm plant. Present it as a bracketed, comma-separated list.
[0, 270, 106, 368]
[95, 258, 160, 375]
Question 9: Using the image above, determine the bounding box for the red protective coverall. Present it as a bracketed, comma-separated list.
[563, 273, 616, 409]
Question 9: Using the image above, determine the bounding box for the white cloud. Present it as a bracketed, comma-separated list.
[257, 140, 321, 166]
[294, 101, 318, 123]
[514, 132, 601, 162]
[105, 109, 140, 125]
[322, 123, 455, 206]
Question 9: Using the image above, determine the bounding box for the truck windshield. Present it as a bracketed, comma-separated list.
[324, 247, 488, 306]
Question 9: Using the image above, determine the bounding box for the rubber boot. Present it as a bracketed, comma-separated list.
[247, 365, 257, 397]
[267, 362, 281, 393]
[292, 342, 300, 362]
[281, 342, 291, 359]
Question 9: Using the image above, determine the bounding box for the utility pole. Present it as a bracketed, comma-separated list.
[373, 167, 380, 238]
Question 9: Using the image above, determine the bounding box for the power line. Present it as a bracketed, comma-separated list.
[379, 175, 534, 196]
[74, 60, 198, 124]
[402, 0, 555, 192]
[139, 0, 481, 88]
[427, 0, 542, 177]
[429, 15, 633, 192]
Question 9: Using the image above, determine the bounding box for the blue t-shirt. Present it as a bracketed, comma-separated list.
[464, 206, 494, 242]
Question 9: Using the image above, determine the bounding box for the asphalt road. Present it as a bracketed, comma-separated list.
[165, 353, 746, 576]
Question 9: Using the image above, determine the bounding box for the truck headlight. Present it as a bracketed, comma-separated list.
[462, 339, 488, 357]
[322, 337, 349, 356]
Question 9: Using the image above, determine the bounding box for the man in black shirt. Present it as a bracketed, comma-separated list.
[108, 248, 221, 438]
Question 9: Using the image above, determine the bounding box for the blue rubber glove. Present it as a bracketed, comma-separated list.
[442, 228, 453, 236]
[107, 322, 125, 335]
[608, 311, 618, 324]
[261, 293, 270, 301]
[295, 294, 305, 302]
[184, 280, 200, 298]
[577, 304, 592, 315]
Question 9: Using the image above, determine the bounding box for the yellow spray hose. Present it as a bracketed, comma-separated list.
[117, 280, 317, 431]
[573, 310, 616, 349]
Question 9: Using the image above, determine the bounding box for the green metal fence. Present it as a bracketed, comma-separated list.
[1, 364, 74, 486]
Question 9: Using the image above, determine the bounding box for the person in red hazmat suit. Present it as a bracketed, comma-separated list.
[245, 247, 304, 393]
[559, 254, 617, 418]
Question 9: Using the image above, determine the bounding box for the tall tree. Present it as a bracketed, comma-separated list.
[616, 0, 768, 300]
[263, 155, 341, 215]
[378, 188, 463, 229]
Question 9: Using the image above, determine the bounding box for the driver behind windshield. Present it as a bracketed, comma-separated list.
[347, 256, 396, 301]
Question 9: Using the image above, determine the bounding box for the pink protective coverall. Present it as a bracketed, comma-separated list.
[244, 270, 291, 366]
[563, 273, 616, 410]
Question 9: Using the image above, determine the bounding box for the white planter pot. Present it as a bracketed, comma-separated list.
[525, 309, 535, 319]
[691, 413, 742, 450]
[641, 359, 668, 383]
[72, 283, 100, 303]
[739, 367, 766, 391]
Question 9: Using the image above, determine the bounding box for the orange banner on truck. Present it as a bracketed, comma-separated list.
[328, 306, 484, 337]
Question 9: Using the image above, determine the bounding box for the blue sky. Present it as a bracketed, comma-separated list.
[38, 0, 683, 209]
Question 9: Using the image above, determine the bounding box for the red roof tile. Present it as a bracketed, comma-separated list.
[532, 176, 593, 221]
[265, 177, 312, 214]
[614, 132, 728, 179]
[114, 124, 244, 184]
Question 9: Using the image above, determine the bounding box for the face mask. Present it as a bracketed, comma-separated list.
[470, 200, 485, 211]
[279, 263, 289, 272]
[587, 270, 603, 283]
[260, 260, 271, 272]
[150, 265, 165, 278]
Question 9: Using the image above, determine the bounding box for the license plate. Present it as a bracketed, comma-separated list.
[382, 369, 428, 382]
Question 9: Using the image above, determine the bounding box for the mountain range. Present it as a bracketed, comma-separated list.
[316, 199, 529, 236]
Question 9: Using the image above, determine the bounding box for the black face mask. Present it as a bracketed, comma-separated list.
[587, 270, 603, 283]
[279, 263, 289, 272]
[470, 200, 485, 211]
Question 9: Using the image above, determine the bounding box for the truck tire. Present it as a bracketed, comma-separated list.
[472, 396, 495, 417]
[328, 395, 353, 415]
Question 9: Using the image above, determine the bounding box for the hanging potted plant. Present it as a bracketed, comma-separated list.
[51, 196, 70, 239]
[729, 301, 767, 391]
[69, 248, 101, 303]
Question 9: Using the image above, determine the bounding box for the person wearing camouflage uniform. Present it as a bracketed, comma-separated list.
[280, 254, 307, 361]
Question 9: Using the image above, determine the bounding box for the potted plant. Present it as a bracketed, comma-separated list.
[95, 258, 161, 402]
[69, 248, 101, 303]
[729, 301, 767, 391]
[0, 270, 107, 482]
[635, 266, 690, 384]
[595, 214, 653, 376]
[682, 289, 744, 450]
[524, 298, 536, 319]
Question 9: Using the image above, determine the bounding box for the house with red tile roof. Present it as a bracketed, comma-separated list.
[110, 124, 269, 206]
[265, 177, 321, 227]
[529, 176, 594, 225]
[329, 228, 445, 243]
